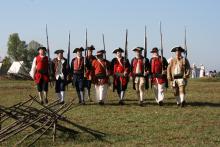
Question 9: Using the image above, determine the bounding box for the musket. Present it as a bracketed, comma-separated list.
[66, 31, 71, 90]
[184, 27, 188, 58]
[46, 24, 54, 87]
[67, 31, 71, 69]
[124, 29, 128, 70]
[120, 29, 128, 90]
[160, 22, 164, 71]
[102, 33, 106, 60]
[84, 29, 88, 78]
[102, 33, 108, 75]
[144, 26, 147, 71]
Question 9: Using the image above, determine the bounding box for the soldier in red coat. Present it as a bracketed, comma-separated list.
[91, 50, 111, 105]
[30, 47, 49, 104]
[149, 47, 168, 106]
[85, 45, 96, 101]
[130, 47, 150, 106]
[111, 48, 130, 105]
[52, 49, 70, 104]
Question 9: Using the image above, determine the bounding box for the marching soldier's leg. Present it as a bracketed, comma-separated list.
[179, 86, 186, 107]
[74, 78, 82, 104]
[55, 79, 61, 101]
[43, 91, 48, 104]
[120, 91, 125, 103]
[38, 92, 43, 104]
[102, 84, 108, 102]
[80, 91, 84, 104]
[79, 79, 85, 104]
[60, 91, 64, 103]
[43, 81, 48, 104]
[95, 84, 100, 102]
[87, 81, 92, 101]
[37, 79, 44, 104]
[174, 87, 181, 106]
[60, 79, 65, 104]
[84, 80, 91, 101]
[153, 84, 159, 103]
[139, 77, 145, 106]
[157, 83, 165, 106]
[97, 84, 105, 105]
[135, 77, 140, 104]
[116, 85, 121, 100]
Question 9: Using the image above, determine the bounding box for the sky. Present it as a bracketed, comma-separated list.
[0, 0, 220, 71]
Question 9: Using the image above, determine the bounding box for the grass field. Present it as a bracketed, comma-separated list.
[0, 78, 220, 147]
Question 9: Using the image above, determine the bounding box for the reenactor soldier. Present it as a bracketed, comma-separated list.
[167, 46, 191, 107]
[71, 47, 90, 104]
[130, 47, 150, 106]
[85, 45, 96, 101]
[149, 47, 168, 106]
[91, 50, 111, 105]
[52, 49, 69, 104]
[30, 47, 49, 104]
[111, 48, 130, 105]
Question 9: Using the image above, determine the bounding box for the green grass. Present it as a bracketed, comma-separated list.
[0, 78, 220, 147]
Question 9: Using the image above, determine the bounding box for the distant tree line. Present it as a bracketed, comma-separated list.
[1, 33, 42, 74]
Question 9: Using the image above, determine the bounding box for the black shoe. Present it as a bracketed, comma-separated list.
[181, 101, 186, 107]
[139, 101, 144, 107]
[45, 99, 48, 104]
[40, 100, 43, 105]
[159, 101, 163, 106]
[177, 103, 181, 107]
[119, 100, 124, 105]
[59, 101, 65, 105]
[99, 101, 104, 105]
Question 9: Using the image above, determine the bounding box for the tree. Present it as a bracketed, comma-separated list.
[7, 33, 27, 61]
[7, 33, 42, 69]
[1, 56, 12, 74]
[26, 40, 42, 68]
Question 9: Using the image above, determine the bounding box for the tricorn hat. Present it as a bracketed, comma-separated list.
[150, 47, 159, 53]
[87, 45, 95, 50]
[73, 47, 84, 53]
[133, 47, 144, 52]
[171, 46, 185, 52]
[113, 47, 124, 53]
[96, 50, 106, 56]
[37, 47, 47, 51]
[54, 49, 64, 54]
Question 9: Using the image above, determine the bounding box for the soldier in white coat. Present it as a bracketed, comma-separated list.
[167, 47, 191, 107]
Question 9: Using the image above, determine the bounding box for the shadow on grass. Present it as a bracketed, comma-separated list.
[187, 101, 220, 107]
[77, 99, 220, 108]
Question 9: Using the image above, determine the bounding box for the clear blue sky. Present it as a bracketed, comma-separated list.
[0, 0, 220, 71]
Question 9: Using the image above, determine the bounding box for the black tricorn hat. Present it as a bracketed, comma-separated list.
[113, 47, 124, 53]
[96, 50, 106, 56]
[133, 47, 144, 51]
[54, 49, 64, 54]
[87, 45, 95, 50]
[171, 46, 185, 52]
[73, 47, 84, 53]
[37, 46, 47, 51]
[150, 47, 159, 53]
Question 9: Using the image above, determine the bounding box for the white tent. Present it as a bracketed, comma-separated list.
[7, 61, 29, 77]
